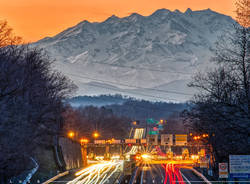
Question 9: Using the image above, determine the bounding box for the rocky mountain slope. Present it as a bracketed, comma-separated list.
[33, 8, 235, 102]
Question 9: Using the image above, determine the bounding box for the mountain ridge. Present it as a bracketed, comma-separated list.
[32, 8, 235, 102]
[35, 8, 233, 42]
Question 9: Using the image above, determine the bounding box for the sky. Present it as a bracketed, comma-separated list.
[0, 0, 236, 42]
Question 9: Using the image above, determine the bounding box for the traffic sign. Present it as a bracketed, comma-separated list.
[146, 118, 161, 124]
[175, 134, 187, 146]
[158, 124, 163, 130]
[147, 118, 156, 124]
[161, 134, 173, 146]
[147, 135, 158, 145]
[141, 139, 147, 144]
[149, 131, 158, 135]
[125, 139, 136, 144]
[94, 140, 106, 144]
[200, 157, 208, 168]
[112, 139, 121, 144]
[153, 127, 158, 131]
[229, 155, 250, 178]
[219, 163, 228, 178]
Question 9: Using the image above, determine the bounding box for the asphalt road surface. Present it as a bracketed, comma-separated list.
[53, 163, 207, 184]
[129, 164, 207, 184]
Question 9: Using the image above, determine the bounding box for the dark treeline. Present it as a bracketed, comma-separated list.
[63, 105, 131, 140]
[68, 94, 128, 107]
[63, 102, 187, 141]
[107, 100, 187, 120]
[66, 95, 188, 140]
[0, 21, 75, 183]
[68, 95, 187, 120]
[182, 0, 249, 176]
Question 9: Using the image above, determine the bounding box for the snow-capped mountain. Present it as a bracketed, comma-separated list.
[33, 8, 235, 102]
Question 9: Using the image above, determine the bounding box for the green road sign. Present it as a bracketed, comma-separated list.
[149, 131, 159, 135]
[147, 118, 155, 124]
[147, 118, 160, 124]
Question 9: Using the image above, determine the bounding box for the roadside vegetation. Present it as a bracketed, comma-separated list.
[183, 0, 249, 175]
[0, 20, 76, 183]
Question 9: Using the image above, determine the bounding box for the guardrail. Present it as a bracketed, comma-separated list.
[42, 171, 69, 184]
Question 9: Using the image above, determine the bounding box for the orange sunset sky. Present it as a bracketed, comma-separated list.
[0, 0, 236, 42]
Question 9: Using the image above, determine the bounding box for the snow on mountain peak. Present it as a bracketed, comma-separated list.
[33, 8, 235, 102]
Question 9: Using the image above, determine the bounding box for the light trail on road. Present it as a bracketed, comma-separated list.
[67, 160, 123, 184]
[162, 163, 185, 184]
[137, 163, 186, 184]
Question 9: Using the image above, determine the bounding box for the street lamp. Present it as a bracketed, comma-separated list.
[93, 132, 100, 139]
[68, 131, 75, 139]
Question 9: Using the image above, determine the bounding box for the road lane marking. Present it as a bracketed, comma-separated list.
[140, 170, 144, 184]
[180, 171, 191, 184]
[190, 168, 212, 184]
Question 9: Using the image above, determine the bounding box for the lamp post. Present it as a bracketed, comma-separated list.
[92, 131, 100, 159]
[93, 132, 100, 139]
[80, 138, 89, 167]
[68, 131, 75, 139]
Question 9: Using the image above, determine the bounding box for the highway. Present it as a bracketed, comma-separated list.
[65, 128, 210, 184]
[67, 160, 123, 184]
[65, 164, 208, 184]
[129, 164, 208, 184]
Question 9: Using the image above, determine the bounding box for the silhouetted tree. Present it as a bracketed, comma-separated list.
[235, 0, 250, 27]
[62, 105, 130, 140]
[0, 20, 21, 47]
[183, 0, 249, 169]
[0, 21, 76, 183]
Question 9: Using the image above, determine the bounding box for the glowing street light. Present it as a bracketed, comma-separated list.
[93, 132, 100, 139]
[193, 136, 201, 140]
[68, 131, 75, 138]
[202, 134, 209, 138]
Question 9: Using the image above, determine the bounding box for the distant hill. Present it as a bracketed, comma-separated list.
[67, 95, 187, 120]
[68, 94, 129, 107]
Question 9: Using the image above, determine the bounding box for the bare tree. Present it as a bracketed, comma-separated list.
[235, 0, 250, 27]
[62, 105, 130, 140]
[0, 21, 76, 183]
[183, 0, 250, 169]
[0, 20, 22, 47]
